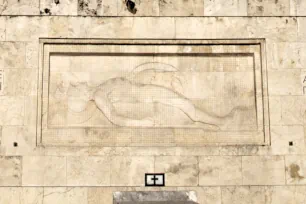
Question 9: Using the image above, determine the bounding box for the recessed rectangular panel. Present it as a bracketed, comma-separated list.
[38, 39, 269, 146]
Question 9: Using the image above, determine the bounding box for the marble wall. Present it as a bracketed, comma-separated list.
[0, 0, 306, 203]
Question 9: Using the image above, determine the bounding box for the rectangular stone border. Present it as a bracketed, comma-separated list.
[37, 39, 270, 147]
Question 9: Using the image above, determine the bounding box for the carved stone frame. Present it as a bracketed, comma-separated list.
[37, 39, 269, 147]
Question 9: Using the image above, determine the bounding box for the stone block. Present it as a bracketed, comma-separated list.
[110, 156, 154, 186]
[268, 70, 302, 95]
[247, 0, 290, 16]
[40, 0, 78, 15]
[0, 0, 39, 15]
[221, 186, 265, 204]
[117, 0, 159, 16]
[67, 156, 111, 186]
[0, 17, 5, 41]
[159, 0, 204, 16]
[242, 156, 285, 185]
[199, 156, 242, 185]
[155, 156, 199, 186]
[0, 42, 26, 69]
[0, 156, 21, 186]
[204, 0, 247, 16]
[0, 96, 24, 126]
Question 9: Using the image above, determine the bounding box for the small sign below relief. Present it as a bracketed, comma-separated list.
[0, 69, 4, 95]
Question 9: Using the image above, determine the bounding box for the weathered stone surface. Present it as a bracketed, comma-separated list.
[22, 156, 67, 186]
[242, 156, 285, 185]
[285, 155, 306, 184]
[0, 188, 43, 204]
[110, 156, 154, 186]
[67, 156, 111, 186]
[0, 156, 21, 186]
[204, 0, 247, 16]
[199, 156, 242, 185]
[40, 0, 78, 15]
[0, 97, 24, 125]
[155, 156, 199, 186]
[265, 186, 306, 204]
[159, 0, 204, 16]
[0, 42, 26, 69]
[268, 70, 303, 95]
[0, 0, 39, 15]
[221, 186, 265, 204]
[0, 17, 5, 41]
[247, 0, 290, 16]
[43, 188, 88, 204]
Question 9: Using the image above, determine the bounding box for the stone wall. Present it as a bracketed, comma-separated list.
[0, 0, 306, 203]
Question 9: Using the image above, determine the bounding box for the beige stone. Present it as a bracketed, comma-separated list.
[6, 17, 50, 41]
[297, 0, 306, 15]
[268, 70, 302, 95]
[0, 188, 43, 204]
[0, 156, 21, 186]
[270, 126, 305, 155]
[22, 156, 67, 186]
[110, 156, 154, 186]
[155, 156, 199, 186]
[298, 18, 306, 41]
[26, 43, 39, 69]
[285, 155, 306, 184]
[0, 96, 24, 126]
[0, 17, 5, 41]
[0, 0, 39, 15]
[199, 156, 242, 185]
[67, 156, 111, 186]
[159, 0, 204, 16]
[0, 42, 26, 69]
[204, 0, 247, 16]
[1, 126, 37, 156]
[40, 0, 78, 15]
[266, 42, 306, 69]
[269, 96, 306, 125]
[117, 0, 159, 16]
[43, 187, 88, 204]
[242, 156, 285, 185]
[78, 0, 102, 16]
[265, 186, 306, 204]
[248, 0, 290, 16]
[221, 186, 265, 204]
[1, 69, 37, 96]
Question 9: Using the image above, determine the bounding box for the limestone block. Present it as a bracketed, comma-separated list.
[265, 186, 306, 204]
[49, 16, 90, 38]
[0, 42, 26, 69]
[249, 17, 297, 42]
[177, 187, 221, 204]
[0, 0, 39, 15]
[285, 155, 306, 184]
[110, 156, 154, 186]
[159, 0, 204, 16]
[78, 0, 102, 16]
[1, 126, 37, 156]
[40, 0, 78, 15]
[0, 156, 21, 186]
[1, 69, 37, 96]
[0, 96, 24, 126]
[0, 188, 43, 204]
[175, 18, 217, 39]
[297, 0, 306, 15]
[199, 156, 242, 185]
[67, 156, 111, 186]
[247, 0, 290, 16]
[204, 0, 247, 16]
[22, 156, 67, 186]
[175, 147, 219, 156]
[269, 96, 306, 125]
[155, 156, 199, 186]
[266, 42, 306, 69]
[270, 126, 305, 155]
[6, 17, 50, 41]
[0, 17, 5, 41]
[298, 18, 306, 42]
[242, 156, 285, 185]
[43, 188, 88, 204]
[221, 186, 265, 204]
[117, 0, 159, 16]
[26, 43, 39, 69]
[268, 70, 302, 95]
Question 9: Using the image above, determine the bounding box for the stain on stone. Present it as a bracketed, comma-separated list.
[167, 163, 182, 174]
[275, 0, 279, 4]
[289, 164, 304, 180]
[78, 0, 98, 16]
[257, 6, 263, 12]
[54, 0, 60, 5]
[43, 8, 52, 15]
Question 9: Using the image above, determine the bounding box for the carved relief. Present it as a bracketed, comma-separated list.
[38, 39, 269, 146]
